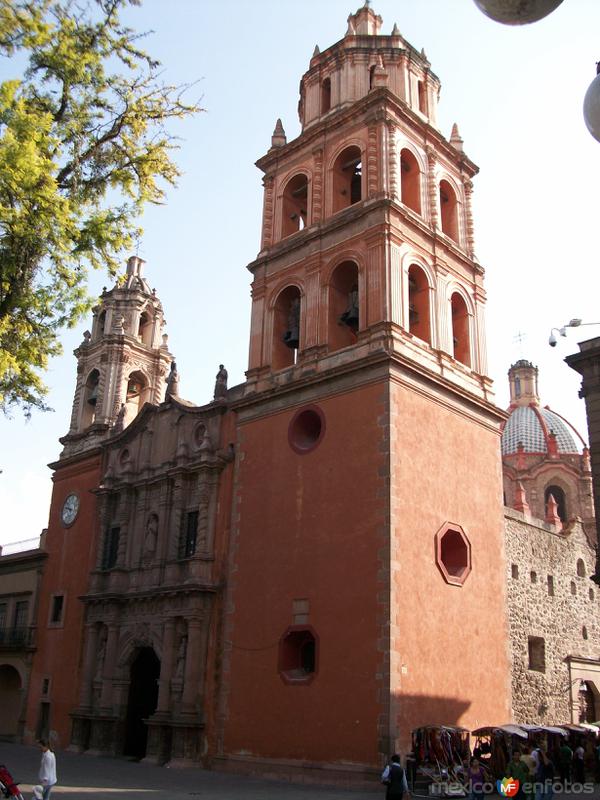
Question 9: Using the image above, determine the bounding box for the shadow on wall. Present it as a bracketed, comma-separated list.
[393, 694, 473, 750]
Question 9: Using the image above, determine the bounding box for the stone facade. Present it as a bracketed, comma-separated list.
[505, 509, 600, 724]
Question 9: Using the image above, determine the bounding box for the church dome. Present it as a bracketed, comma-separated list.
[501, 360, 585, 456]
[501, 405, 581, 456]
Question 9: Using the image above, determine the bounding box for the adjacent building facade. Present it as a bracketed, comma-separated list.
[2, 2, 599, 783]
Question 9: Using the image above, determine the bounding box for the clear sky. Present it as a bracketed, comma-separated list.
[1, 0, 599, 548]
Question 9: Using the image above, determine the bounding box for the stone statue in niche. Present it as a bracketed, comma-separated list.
[143, 513, 159, 561]
[165, 361, 180, 398]
[213, 364, 228, 399]
[282, 297, 300, 349]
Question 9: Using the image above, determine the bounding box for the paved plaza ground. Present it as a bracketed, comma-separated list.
[0, 743, 382, 800]
[5, 743, 600, 800]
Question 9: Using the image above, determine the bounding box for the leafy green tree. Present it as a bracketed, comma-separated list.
[0, 0, 200, 415]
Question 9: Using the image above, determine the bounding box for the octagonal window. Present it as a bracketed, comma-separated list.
[435, 523, 472, 586]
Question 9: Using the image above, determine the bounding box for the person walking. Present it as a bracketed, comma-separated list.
[381, 754, 410, 800]
[37, 739, 57, 800]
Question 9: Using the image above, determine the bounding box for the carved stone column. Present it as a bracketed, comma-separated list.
[156, 618, 176, 714]
[261, 174, 275, 250]
[311, 147, 324, 223]
[99, 623, 120, 711]
[464, 179, 476, 257]
[79, 623, 99, 710]
[181, 618, 203, 713]
[387, 121, 398, 202]
[426, 147, 439, 229]
[367, 123, 379, 198]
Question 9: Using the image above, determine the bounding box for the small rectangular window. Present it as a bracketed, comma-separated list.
[50, 595, 64, 625]
[511, 564, 519, 579]
[528, 636, 545, 672]
[179, 511, 199, 559]
[102, 527, 120, 570]
[548, 576, 555, 596]
[41, 678, 50, 697]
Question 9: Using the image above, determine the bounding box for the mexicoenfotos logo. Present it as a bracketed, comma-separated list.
[497, 777, 520, 797]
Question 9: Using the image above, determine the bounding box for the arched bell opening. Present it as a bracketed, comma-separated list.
[125, 371, 149, 423]
[95, 310, 106, 341]
[332, 146, 362, 214]
[281, 174, 309, 239]
[137, 311, 153, 346]
[407, 264, 431, 345]
[81, 369, 100, 429]
[450, 292, 471, 367]
[328, 261, 359, 353]
[400, 149, 422, 215]
[439, 179, 459, 243]
[272, 286, 302, 371]
[123, 647, 160, 759]
[545, 484, 567, 523]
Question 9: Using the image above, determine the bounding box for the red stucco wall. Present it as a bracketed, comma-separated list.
[25, 454, 102, 748]
[223, 382, 389, 766]
[389, 380, 511, 749]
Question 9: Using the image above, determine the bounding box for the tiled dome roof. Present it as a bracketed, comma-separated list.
[501, 405, 581, 456]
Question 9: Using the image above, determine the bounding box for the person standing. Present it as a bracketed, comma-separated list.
[467, 757, 486, 800]
[573, 741, 585, 783]
[381, 754, 410, 800]
[558, 740, 573, 785]
[38, 739, 57, 800]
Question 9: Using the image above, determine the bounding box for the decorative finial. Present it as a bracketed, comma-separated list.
[312, 44, 320, 57]
[450, 123, 464, 152]
[346, 15, 356, 36]
[391, 23, 400, 35]
[420, 47, 429, 63]
[271, 118, 287, 149]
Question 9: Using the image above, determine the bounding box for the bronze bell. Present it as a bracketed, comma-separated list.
[87, 383, 98, 406]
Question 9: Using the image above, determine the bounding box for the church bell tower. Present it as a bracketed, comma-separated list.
[61, 256, 173, 458]
[220, 3, 510, 776]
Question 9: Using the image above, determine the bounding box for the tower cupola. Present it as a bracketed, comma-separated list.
[298, 3, 440, 131]
[508, 359, 540, 407]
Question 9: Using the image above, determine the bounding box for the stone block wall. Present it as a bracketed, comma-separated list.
[505, 508, 600, 723]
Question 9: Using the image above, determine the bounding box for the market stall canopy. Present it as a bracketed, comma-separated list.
[472, 725, 528, 739]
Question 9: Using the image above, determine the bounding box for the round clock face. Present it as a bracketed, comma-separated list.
[61, 493, 80, 526]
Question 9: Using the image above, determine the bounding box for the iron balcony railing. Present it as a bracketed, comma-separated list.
[0, 626, 35, 648]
